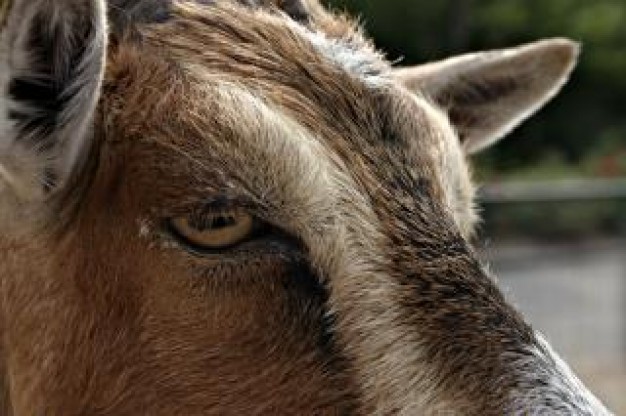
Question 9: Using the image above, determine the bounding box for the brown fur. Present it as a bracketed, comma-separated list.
[0, 1, 607, 415]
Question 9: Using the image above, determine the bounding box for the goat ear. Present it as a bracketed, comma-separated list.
[393, 39, 579, 154]
[0, 0, 107, 200]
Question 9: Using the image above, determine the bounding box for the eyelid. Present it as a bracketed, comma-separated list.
[173, 197, 265, 220]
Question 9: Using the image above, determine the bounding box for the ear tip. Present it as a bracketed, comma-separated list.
[533, 37, 581, 71]
[545, 37, 581, 58]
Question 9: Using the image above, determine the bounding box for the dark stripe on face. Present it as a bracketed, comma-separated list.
[283, 260, 342, 357]
[283, 260, 359, 411]
[371, 158, 536, 410]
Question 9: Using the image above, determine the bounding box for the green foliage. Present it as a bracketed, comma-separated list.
[325, 0, 626, 178]
[480, 200, 626, 240]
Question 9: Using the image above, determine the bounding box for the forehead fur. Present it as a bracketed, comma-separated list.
[105, 1, 450, 147]
[104, 2, 389, 152]
[118, 2, 388, 91]
[100, 0, 473, 236]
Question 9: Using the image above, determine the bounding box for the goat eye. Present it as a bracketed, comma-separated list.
[169, 211, 255, 250]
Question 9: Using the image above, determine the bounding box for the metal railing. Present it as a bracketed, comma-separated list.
[478, 177, 626, 204]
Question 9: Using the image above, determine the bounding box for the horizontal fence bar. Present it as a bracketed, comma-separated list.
[478, 178, 626, 203]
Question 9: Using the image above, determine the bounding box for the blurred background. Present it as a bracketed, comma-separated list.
[325, 0, 626, 411]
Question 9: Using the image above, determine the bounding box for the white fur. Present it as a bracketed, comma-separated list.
[286, 20, 391, 88]
[505, 332, 612, 415]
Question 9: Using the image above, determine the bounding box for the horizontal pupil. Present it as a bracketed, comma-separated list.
[189, 214, 237, 231]
[211, 215, 235, 229]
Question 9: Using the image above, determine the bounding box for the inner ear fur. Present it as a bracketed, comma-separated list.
[393, 38, 580, 154]
[0, 0, 107, 198]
